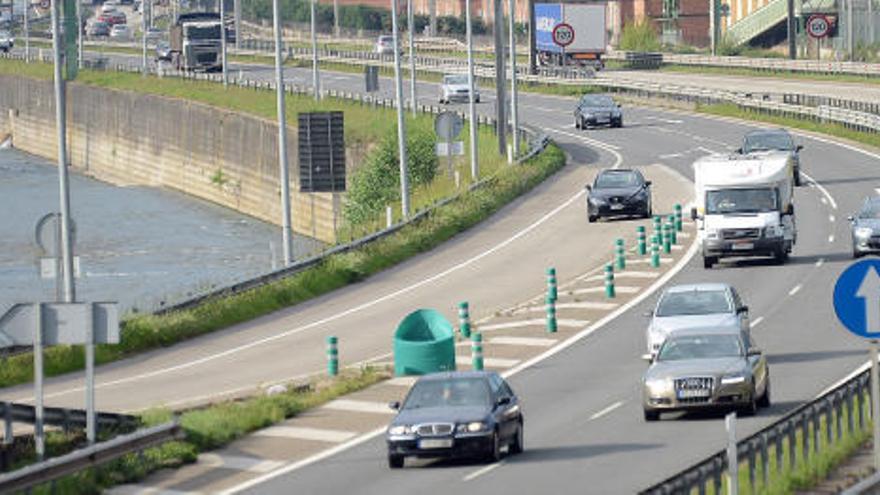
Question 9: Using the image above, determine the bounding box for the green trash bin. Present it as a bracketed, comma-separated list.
[393, 309, 457, 376]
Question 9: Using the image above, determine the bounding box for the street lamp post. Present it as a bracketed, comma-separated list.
[407, 0, 417, 115]
[391, 0, 410, 218]
[465, 0, 479, 179]
[508, 0, 519, 158]
[273, 0, 293, 265]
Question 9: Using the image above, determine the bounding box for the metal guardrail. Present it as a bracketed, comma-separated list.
[640, 370, 872, 494]
[1, 401, 139, 433]
[843, 469, 880, 494]
[0, 421, 181, 493]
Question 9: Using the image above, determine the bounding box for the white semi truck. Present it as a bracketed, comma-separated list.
[692, 151, 796, 268]
[170, 12, 223, 72]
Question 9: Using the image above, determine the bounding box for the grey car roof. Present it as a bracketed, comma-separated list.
[664, 326, 745, 338]
[416, 370, 497, 382]
[745, 128, 791, 136]
[663, 283, 732, 293]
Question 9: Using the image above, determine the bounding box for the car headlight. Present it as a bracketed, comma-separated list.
[763, 225, 783, 238]
[456, 421, 488, 433]
[856, 227, 873, 239]
[583, 112, 595, 119]
[721, 374, 746, 385]
[706, 228, 720, 240]
[589, 196, 605, 205]
[645, 377, 671, 394]
[388, 425, 411, 435]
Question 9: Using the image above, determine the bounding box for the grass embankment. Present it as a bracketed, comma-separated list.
[661, 63, 880, 87]
[15, 368, 386, 494]
[0, 56, 566, 388]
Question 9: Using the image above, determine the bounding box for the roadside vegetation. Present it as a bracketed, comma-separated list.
[619, 19, 662, 52]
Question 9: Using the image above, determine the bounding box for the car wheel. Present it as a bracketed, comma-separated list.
[575, 118, 581, 129]
[588, 214, 598, 223]
[774, 248, 788, 265]
[614, 118, 623, 128]
[509, 421, 524, 454]
[741, 390, 759, 416]
[703, 256, 716, 269]
[757, 379, 771, 408]
[475, 96, 481, 103]
[644, 409, 660, 422]
[643, 203, 652, 219]
[795, 170, 802, 187]
[854, 249, 863, 259]
[388, 454, 404, 469]
[487, 429, 503, 463]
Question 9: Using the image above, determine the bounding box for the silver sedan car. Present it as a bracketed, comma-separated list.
[642, 329, 770, 421]
[645, 283, 750, 355]
[850, 196, 880, 258]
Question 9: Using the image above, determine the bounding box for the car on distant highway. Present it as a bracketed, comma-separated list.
[110, 23, 131, 39]
[88, 21, 111, 37]
[146, 27, 164, 42]
[100, 2, 119, 14]
[385, 371, 524, 468]
[645, 283, 750, 355]
[739, 128, 803, 186]
[642, 329, 770, 421]
[439, 74, 480, 104]
[155, 40, 172, 62]
[375, 34, 397, 55]
[586, 168, 651, 222]
[574, 94, 623, 129]
[0, 30, 13, 52]
[850, 196, 880, 258]
[99, 11, 126, 26]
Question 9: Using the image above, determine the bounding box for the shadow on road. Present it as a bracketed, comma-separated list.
[505, 442, 662, 463]
[767, 349, 864, 365]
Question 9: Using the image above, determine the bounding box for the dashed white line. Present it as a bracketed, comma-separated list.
[788, 284, 802, 296]
[463, 461, 505, 482]
[821, 197, 828, 205]
[589, 401, 624, 420]
[829, 234, 835, 243]
[816, 258, 825, 267]
[875, 187, 880, 196]
[750, 316, 765, 328]
[802, 172, 838, 210]
[830, 215, 836, 223]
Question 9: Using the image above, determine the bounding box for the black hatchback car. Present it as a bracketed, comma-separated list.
[587, 168, 652, 222]
[575, 94, 623, 129]
[385, 371, 524, 468]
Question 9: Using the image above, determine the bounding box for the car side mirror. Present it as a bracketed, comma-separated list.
[617, 103, 623, 108]
[496, 396, 511, 407]
[643, 310, 653, 318]
[735, 147, 743, 154]
[644, 180, 652, 187]
[641, 353, 654, 363]
[737, 305, 749, 314]
[747, 347, 762, 357]
[848, 215, 855, 222]
[585, 184, 592, 191]
[690, 207, 699, 221]
[796, 145, 804, 151]
[388, 401, 400, 410]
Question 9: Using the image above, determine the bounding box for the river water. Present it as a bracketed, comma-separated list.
[0, 147, 324, 314]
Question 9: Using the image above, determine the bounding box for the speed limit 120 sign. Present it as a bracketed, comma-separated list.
[552, 23, 575, 47]
[806, 14, 831, 39]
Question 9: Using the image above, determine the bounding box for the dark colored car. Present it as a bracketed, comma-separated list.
[88, 21, 111, 37]
[586, 168, 652, 222]
[575, 94, 623, 129]
[385, 371, 524, 468]
[850, 196, 880, 258]
[739, 128, 803, 186]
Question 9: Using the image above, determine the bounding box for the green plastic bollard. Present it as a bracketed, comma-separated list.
[458, 302, 471, 339]
[327, 335, 339, 377]
[662, 224, 672, 254]
[471, 332, 484, 371]
[667, 215, 677, 244]
[546, 267, 558, 302]
[674, 204, 683, 232]
[604, 264, 616, 299]
[653, 215, 662, 236]
[651, 242, 660, 268]
[546, 295, 557, 333]
[615, 238, 626, 270]
[637, 226, 647, 256]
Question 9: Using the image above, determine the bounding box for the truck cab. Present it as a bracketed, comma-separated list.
[692, 151, 796, 268]
[170, 13, 223, 72]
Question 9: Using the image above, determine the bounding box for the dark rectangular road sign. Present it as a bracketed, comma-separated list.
[298, 112, 346, 193]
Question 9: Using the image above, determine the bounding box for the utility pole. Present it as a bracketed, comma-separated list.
[508, 0, 519, 158]
[273, 0, 293, 265]
[493, 0, 506, 154]
[391, 0, 410, 218]
[311, 0, 320, 99]
[407, 0, 417, 115]
[233, 0, 241, 49]
[429, 0, 436, 35]
[75, 0, 82, 68]
[710, 0, 717, 55]
[333, 0, 340, 36]
[142, 0, 148, 73]
[847, 0, 854, 60]
[527, 0, 536, 74]
[23, 0, 29, 62]
[220, 0, 228, 85]
[465, 0, 479, 179]
[787, 0, 796, 59]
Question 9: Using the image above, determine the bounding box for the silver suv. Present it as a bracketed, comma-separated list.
[645, 283, 750, 355]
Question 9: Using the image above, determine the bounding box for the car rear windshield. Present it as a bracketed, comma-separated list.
[656, 290, 731, 316]
[706, 188, 778, 215]
[595, 171, 640, 189]
[444, 75, 468, 85]
[403, 378, 491, 409]
[581, 95, 615, 108]
[657, 334, 743, 361]
[743, 132, 793, 153]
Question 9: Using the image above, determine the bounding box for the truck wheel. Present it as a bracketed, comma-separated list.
[774, 248, 788, 264]
[703, 256, 716, 269]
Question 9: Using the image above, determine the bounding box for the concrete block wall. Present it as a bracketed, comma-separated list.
[0, 74, 341, 244]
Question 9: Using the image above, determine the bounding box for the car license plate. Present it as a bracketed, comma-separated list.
[732, 242, 754, 250]
[419, 438, 453, 449]
[610, 204, 625, 210]
[678, 389, 711, 399]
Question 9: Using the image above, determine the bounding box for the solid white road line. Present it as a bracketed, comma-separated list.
[816, 258, 826, 267]
[322, 400, 395, 415]
[387, 376, 418, 387]
[198, 454, 284, 474]
[788, 284, 803, 296]
[489, 336, 558, 347]
[108, 486, 200, 495]
[751, 316, 765, 328]
[581, 271, 660, 282]
[253, 426, 358, 443]
[829, 234, 836, 243]
[457, 356, 521, 368]
[478, 319, 547, 331]
[462, 461, 505, 482]
[550, 301, 620, 311]
[569, 286, 639, 295]
[830, 215, 836, 223]
[589, 401, 624, 420]
[803, 172, 838, 210]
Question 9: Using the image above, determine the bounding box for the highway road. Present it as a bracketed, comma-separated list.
[4, 52, 880, 491]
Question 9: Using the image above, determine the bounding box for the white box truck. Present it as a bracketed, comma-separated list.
[534, 2, 607, 69]
[692, 151, 796, 268]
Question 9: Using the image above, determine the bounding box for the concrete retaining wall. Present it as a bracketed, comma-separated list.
[0, 74, 341, 244]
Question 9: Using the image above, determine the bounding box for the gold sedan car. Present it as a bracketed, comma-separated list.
[641, 329, 770, 421]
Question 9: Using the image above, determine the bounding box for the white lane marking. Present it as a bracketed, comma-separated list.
[658, 152, 683, 159]
[22, 176, 596, 403]
[816, 356, 875, 398]
[387, 376, 418, 387]
[696, 146, 721, 154]
[589, 401, 624, 420]
[457, 356, 521, 368]
[462, 461, 505, 482]
[581, 271, 660, 282]
[788, 284, 802, 296]
[545, 301, 619, 311]
[322, 400, 394, 415]
[108, 486, 199, 495]
[222, 229, 703, 495]
[478, 319, 546, 331]
[199, 453, 284, 473]
[802, 172, 838, 210]
[816, 258, 825, 267]
[821, 197, 828, 205]
[750, 316, 765, 328]
[253, 426, 358, 443]
[554, 127, 623, 151]
[569, 286, 639, 295]
[830, 215, 836, 223]
[829, 234, 835, 243]
[875, 188, 880, 196]
[546, 128, 625, 169]
[489, 336, 558, 347]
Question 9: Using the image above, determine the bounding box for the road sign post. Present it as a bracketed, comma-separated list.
[552, 22, 574, 69]
[435, 111, 464, 177]
[833, 259, 880, 469]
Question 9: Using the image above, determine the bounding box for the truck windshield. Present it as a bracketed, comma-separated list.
[185, 24, 221, 40]
[743, 132, 793, 152]
[706, 188, 778, 214]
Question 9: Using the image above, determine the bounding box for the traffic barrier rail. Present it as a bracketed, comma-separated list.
[0, 421, 181, 493]
[1, 401, 138, 433]
[640, 368, 872, 494]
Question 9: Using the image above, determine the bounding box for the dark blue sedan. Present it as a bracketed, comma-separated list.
[385, 371, 524, 468]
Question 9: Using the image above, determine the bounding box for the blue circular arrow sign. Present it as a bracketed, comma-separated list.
[834, 259, 880, 339]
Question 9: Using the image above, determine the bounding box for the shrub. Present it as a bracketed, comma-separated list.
[619, 19, 661, 52]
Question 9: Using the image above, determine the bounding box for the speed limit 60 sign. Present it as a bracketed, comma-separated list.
[806, 14, 831, 39]
[552, 23, 575, 47]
